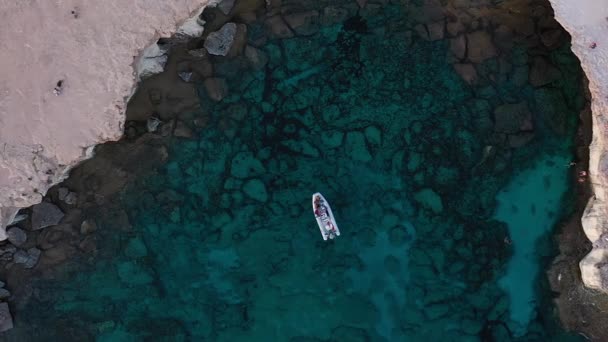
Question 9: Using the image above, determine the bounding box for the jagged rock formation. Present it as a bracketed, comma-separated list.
[0, 0, 220, 240]
[549, 0, 608, 292]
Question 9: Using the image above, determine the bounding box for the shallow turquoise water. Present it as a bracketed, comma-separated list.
[13, 3, 586, 341]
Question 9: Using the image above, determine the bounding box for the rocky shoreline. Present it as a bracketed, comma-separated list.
[0, 0, 606, 339]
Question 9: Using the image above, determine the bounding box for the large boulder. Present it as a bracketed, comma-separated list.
[31, 202, 64, 230]
[466, 31, 497, 63]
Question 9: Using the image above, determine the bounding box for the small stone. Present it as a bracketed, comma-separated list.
[187, 48, 207, 58]
[265, 15, 294, 39]
[320, 6, 350, 26]
[450, 35, 466, 60]
[493, 102, 533, 134]
[58, 188, 78, 205]
[12, 250, 29, 264]
[345, 131, 372, 162]
[178, 71, 193, 82]
[0, 245, 16, 261]
[31, 202, 64, 230]
[0, 289, 10, 300]
[245, 45, 269, 70]
[243, 179, 268, 202]
[217, 0, 235, 15]
[7, 227, 26, 247]
[14, 248, 40, 268]
[414, 24, 429, 40]
[204, 78, 228, 102]
[453, 63, 478, 85]
[63, 192, 77, 205]
[226, 24, 248, 57]
[173, 121, 194, 139]
[25, 248, 41, 269]
[427, 21, 444, 41]
[147, 117, 162, 132]
[446, 20, 465, 37]
[80, 220, 97, 235]
[284, 10, 320, 36]
[231, 151, 266, 179]
[57, 187, 69, 201]
[414, 188, 443, 214]
[204, 23, 237, 56]
[0, 303, 13, 332]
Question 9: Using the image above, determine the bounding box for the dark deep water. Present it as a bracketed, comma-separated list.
[7, 1, 588, 341]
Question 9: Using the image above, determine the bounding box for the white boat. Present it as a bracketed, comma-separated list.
[312, 192, 340, 240]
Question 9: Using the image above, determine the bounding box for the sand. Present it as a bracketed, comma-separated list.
[0, 0, 214, 239]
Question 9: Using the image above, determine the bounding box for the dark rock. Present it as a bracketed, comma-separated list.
[173, 121, 195, 139]
[0, 245, 15, 261]
[284, 10, 319, 36]
[204, 78, 228, 102]
[148, 89, 162, 105]
[265, 15, 294, 39]
[31, 202, 64, 230]
[534, 88, 569, 135]
[453, 64, 477, 85]
[493, 102, 533, 134]
[245, 45, 269, 70]
[80, 220, 97, 235]
[320, 6, 350, 26]
[493, 25, 513, 51]
[217, 0, 235, 15]
[227, 24, 248, 57]
[529, 56, 561, 87]
[446, 20, 465, 37]
[450, 35, 466, 60]
[0, 303, 13, 332]
[508, 132, 535, 148]
[178, 71, 193, 82]
[37, 226, 67, 250]
[466, 31, 497, 64]
[414, 24, 429, 41]
[0, 288, 10, 300]
[6, 227, 26, 247]
[13, 248, 41, 268]
[427, 21, 444, 41]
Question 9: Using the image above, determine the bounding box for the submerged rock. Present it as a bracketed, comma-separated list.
[0, 303, 13, 332]
[204, 78, 228, 102]
[231, 152, 266, 179]
[242, 179, 268, 202]
[31, 202, 64, 230]
[493, 102, 532, 134]
[217, 0, 235, 15]
[466, 31, 497, 63]
[6, 227, 26, 246]
[13, 247, 40, 269]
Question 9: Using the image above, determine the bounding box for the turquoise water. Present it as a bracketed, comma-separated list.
[11, 3, 586, 341]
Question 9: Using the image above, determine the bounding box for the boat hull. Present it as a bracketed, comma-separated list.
[312, 192, 340, 240]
